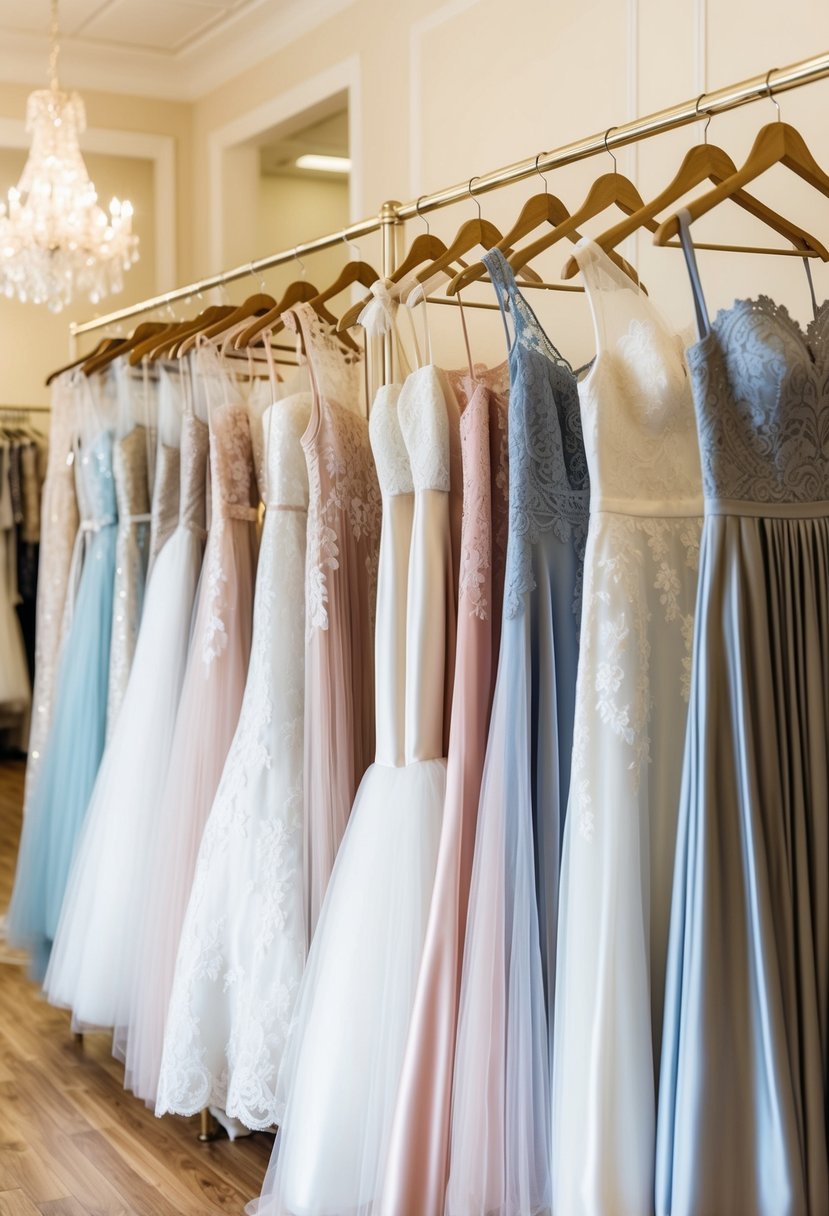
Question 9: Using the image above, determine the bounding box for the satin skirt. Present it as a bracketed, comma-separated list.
[657, 511, 829, 1216]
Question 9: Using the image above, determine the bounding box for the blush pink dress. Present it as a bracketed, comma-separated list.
[380, 359, 509, 1215]
[120, 375, 259, 1106]
[283, 303, 380, 939]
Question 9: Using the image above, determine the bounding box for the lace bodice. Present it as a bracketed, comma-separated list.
[113, 426, 151, 523]
[208, 403, 258, 522]
[285, 304, 380, 635]
[687, 297, 829, 506]
[47, 372, 80, 479]
[262, 392, 312, 509]
[398, 367, 454, 491]
[483, 248, 590, 619]
[78, 431, 116, 526]
[179, 413, 208, 533]
[573, 240, 702, 514]
[370, 385, 412, 496]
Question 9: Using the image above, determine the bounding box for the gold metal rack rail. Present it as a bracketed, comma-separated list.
[70, 48, 829, 346]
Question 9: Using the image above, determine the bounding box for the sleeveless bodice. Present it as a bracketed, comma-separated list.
[178, 413, 208, 534]
[149, 444, 180, 563]
[113, 426, 151, 524]
[262, 392, 313, 509]
[573, 240, 702, 516]
[79, 431, 116, 526]
[370, 384, 413, 496]
[398, 365, 456, 763]
[47, 372, 79, 479]
[687, 297, 829, 510]
[209, 403, 258, 523]
[483, 248, 589, 618]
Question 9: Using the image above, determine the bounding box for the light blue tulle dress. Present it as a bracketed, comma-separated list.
[7, 428, 118, 981]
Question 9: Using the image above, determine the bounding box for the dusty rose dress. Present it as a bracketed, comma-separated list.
[380, 360, 509, 1215]
[283, 303, 380, 939]
[121, 388, 259, 1105]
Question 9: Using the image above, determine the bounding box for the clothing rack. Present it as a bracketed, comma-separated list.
[0, 405, 51, 414]
[69, 49, 829, 353]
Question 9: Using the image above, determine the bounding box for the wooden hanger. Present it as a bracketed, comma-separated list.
[147, 305, 235, 362]
[46, 337, 122, 386]
[233, 279, 321, 349]
[303, 257, 379, 352]
[83, 321, 168, 376]
[175, 292, 276, 357]
[655, 86, 829, 257]
[508, 170, 651, 280]
[338, 230, 464, 331]
[128, 312, 210, 365]
[448, 158, 573, 293]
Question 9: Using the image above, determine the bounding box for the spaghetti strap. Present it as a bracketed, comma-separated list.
[481, 247, 515, 351]
[677, 208, 711, 341]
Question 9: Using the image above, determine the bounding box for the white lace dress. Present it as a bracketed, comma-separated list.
[156, 392, 311, 1130]
[552, 240, 703, 1215]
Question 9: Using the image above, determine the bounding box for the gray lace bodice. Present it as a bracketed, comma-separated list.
[687, 297, 829, 507]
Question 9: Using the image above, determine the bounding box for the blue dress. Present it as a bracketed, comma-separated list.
[446, 248, 589, 1216]
[8, 430, 117, 981]
[657, 220, 829, 1215]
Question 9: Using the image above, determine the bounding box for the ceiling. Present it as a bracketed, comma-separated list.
[0, 0, 354, 100]
[259, 109, 349, 178]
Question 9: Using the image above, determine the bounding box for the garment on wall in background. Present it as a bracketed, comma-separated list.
[0, 441, 32, 741]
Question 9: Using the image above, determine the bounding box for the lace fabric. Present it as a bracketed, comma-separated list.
[688, 296, 829, 505]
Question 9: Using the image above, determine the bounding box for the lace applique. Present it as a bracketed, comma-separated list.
[397, 366, 452, 492]
[370, 385, 413, 496]
[571, 515, 701, 841]
[305, 405, 380, 634]
[458, 389, 492, 619]
[107, 427, 151, 733]
[690, 296, 829, 504]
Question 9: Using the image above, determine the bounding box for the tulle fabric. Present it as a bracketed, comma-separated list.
[121, 518, 257, 1103]
[6, 507, 117, 980]
[445, 612, 551, 1216]
[247, 757, 446, 1216]
[119, 398, 259, 1105]
[43, 522, 205, 1029]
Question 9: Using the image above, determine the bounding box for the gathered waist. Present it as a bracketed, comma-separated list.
[79, 514, 117, 533]
[705, 497, 829, 520]
[220, 503, 260, 522]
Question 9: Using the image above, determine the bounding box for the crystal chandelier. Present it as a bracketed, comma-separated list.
[0, 0, 139, 312]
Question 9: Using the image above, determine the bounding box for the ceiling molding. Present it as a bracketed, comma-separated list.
[0, 0, 357, 102]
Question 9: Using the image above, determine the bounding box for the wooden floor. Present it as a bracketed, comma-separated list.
[0, 757, 273, 1216]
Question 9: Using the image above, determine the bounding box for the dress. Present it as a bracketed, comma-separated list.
[121, 388, 259, 1106]
[249, 357, 458, 1216]
[552, 239, 703, 1216]
[23, 371, 80, 806]
[106, 423, 151, 735]
[446, 248, 589, 1216]
[656, 221, 829, 1216]
[44, 373, 206, 1033]
[380, 357, 509, 1216]
[156, 390, 312, 1130]
[0, 442, 31, 725]
[283, 303, 380, 938]
[6, 425, 117, 980]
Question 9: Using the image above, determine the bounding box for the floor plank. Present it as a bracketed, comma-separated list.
[0, 758, 272, 1215]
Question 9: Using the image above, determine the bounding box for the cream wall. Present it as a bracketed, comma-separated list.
[256, 174, 350, 300]
[190, 0, 829, 372]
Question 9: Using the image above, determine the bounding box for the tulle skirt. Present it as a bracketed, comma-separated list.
[6, 524, 117, 980]
[43, 525, 205, 1029]
[249, 757, 445, 1216]
[119, 516, 257, 1105]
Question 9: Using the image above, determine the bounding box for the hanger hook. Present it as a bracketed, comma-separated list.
[765, 68, 781, 121]
[415, 194, 430, 235]
[467, 175, 482, 222]
[293, 246, 307, 277]
[604, 127, 618, 173]
[342, 228, 361, 260]
[694, 93, 713, 144]
[535, 152, 549, 195]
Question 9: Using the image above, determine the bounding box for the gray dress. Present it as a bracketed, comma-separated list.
[657, 222, 829, 1216]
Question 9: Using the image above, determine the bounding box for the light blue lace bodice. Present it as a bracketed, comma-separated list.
[687, 297, 829, 507]
[483, 248, 590, 617]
